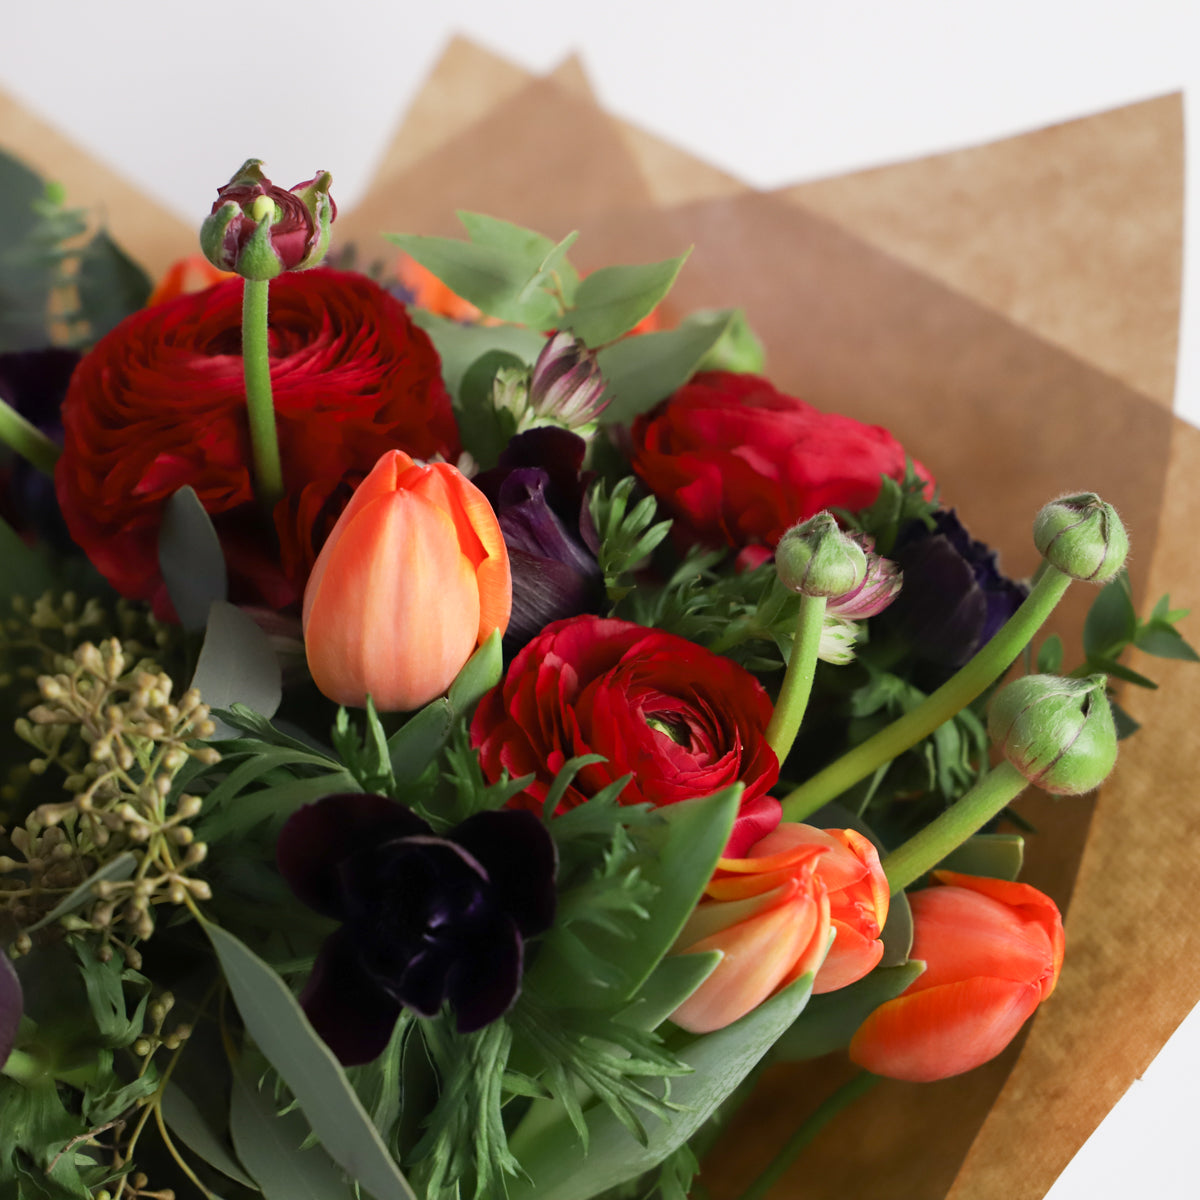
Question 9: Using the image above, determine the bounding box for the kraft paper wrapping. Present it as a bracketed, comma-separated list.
[2, 37, 1192, 1200]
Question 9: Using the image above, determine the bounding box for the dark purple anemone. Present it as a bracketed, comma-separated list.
[473, 427, 604, 654]
[0, 348, 80, 548]
[277, 794, 557, 1065]
[0, 952, 21, 1067]
[884, 510, 1029, 673]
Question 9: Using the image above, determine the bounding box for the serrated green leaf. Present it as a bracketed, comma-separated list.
[23, 853, 137, 934]
[770, 960, 926, 1061]
[385, 232, 558, 327]
[230, 1057, 357, 1199]
[192, 601, 282, 736]
[74, 229, 152, 340]
[1135, 622, 1200, 662]
[508, 972, 815, 1200]
[448, 630, 503, 713]
[937, 833, 1025, 881]
[205, 922, 418, 1200]
[596, 310, 734, 424]
[561, 255, 689, 348]
[158, 485, 227, 631]
[387, 698, 455, 786]
[1083, 572, 1136, 659]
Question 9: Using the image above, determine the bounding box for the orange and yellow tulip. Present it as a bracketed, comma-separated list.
[302, 450, 511, 711]
[849, 871, 1064, 1081]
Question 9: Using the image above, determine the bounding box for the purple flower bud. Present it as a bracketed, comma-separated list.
[200, 160, 336, 281]
[277, 793, 557, 1064]
[825, 534, 902, 618]
[528, 332, 608, 430]
[884, 510, 1029, 673]
[474, 428, 605, 654]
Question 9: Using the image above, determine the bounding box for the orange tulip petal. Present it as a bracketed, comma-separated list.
[811, 917, 884, 994]
[849, 975, 1042, 1082]
[675, 881, 799, 948]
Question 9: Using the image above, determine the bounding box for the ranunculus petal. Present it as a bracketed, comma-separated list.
[300, 929, 404, 1067]
[276, 793, 428, 919]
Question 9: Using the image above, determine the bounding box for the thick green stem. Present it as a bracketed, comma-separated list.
[0, 397, 60, 475]
[764, 595, 827, 764]
[780, 566, 1072, 821]
[882, 760, 1028, 894]
[739, 1070, 878, 1200]
[241, 277, 284, 508]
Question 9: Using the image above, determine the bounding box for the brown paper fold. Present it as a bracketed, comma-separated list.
[2, 39, 1190, 1200]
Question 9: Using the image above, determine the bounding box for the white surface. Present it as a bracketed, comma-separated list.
[4, 3, 1199, 1196]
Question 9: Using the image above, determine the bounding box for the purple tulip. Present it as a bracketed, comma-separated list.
[277, 794, 557, 1065]
[474, 427, 605, 653]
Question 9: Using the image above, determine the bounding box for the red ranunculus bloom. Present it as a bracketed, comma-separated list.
[631, 371, 925, 557]
[55, 269, 459, 614]
[470, 615, 781, 856]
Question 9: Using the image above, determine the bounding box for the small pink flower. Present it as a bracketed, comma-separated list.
[826, 535, 902, 618]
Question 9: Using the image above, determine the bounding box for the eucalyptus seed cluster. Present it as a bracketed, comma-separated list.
[1, 590, 174, 815]
[1, 638, 219, 958]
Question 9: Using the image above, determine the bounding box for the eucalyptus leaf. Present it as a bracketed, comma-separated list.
[561, 255, 689, 348]
[161, 1083, 257, 1189]
[205, 922, 418, 1200]
[596, 311, 734, 424]
[508, 972, 816, 1200]
[158, 486, 227, 631]
[1135, 622, 1200, 662]
[230, 1057, 357, 1200]
[770, 960, 926, 1061]
[937, 833, 1025, 881]
[455, 212, 559, 263]
[191, 601, 282, 736]
[23, 853, 137, 934]
[1083, 572, 1136, 659]
[693, 307, 766, 374]
[447, 631, 503, 713]
[408, 311, 544, 401]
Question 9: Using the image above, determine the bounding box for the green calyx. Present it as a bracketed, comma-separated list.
[776, 512, 867, 598]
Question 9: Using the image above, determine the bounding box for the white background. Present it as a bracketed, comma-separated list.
[3, 2, 1198, 1196]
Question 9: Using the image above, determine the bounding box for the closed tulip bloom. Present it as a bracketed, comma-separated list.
[849, 871, 1064, 1082]
[303, 450, 511, 711]
[669, 826, 833, 1034]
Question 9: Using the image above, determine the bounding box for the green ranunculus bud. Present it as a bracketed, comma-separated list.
[1033, 493, 1129, 583]
[987, 673, 1118, 794]
[200, 159, 336, 281]
[776, 512, 868, 598]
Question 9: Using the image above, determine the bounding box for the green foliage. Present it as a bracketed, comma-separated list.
[560, 255, 689, 349]
[845, 460, 940, 556]
[589, 477, 673, 602]
[456, 348, 524, 468]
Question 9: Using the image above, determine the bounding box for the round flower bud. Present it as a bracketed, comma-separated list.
[776, 512, 868, 598]
[987, 673, 1118, 794]
[1033, 493, 1129, 583]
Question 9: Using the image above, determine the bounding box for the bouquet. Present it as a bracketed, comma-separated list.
[0, 69, 1195, 1200]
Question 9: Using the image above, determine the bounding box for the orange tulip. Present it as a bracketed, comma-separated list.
[849, 871, 1064, 1082]
[302, 450, 511, 711]
[669, 825, 833, 1034]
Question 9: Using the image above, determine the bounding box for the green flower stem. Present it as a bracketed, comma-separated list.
[1, 1048, 45, 1084]
[739, 1070, 878, 1200]
[241, 276, 284, 508]
[0, 396, 60, 475]
[881, 760, 1028, 894]
[780, 565, 1072, 821]
[764, 595, 827, 764]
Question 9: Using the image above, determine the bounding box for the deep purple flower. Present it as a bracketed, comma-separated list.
[474, 427, 605, 654]
[884, 510, 1029, 671]
[277, 794, 557, 1065]
[0, 952, 21, 1067]
[0, 347, 80, 548]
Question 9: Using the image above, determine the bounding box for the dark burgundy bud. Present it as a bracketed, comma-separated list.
[200, 160, 335, 281]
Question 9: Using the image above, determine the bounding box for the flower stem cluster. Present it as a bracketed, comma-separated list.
[2, 639, 218, 960]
